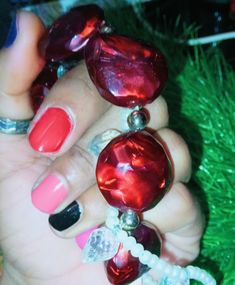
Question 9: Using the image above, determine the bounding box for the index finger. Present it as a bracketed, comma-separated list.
[0, 11, 45, 120]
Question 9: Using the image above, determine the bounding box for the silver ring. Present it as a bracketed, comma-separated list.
[0, 117, 32, 135]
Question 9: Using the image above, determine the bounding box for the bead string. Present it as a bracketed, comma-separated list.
[106, 207, 216, 285]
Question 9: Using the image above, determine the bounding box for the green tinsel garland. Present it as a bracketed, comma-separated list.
[0, 2, 234, 285]
[167, 50, 235, 285]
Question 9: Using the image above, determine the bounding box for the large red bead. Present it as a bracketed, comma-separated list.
[96, 132, 172, 212]
[105, 223, 161, 285]
[85, 34, 168, 107]
[41, 4, 104, 61]
[30, 66, 57, 112]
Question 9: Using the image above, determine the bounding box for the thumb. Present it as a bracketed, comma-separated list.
[0, 11, 46, 120]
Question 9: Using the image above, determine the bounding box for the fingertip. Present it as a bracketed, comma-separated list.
[9, 10, 46, 56]
[0, 10, 46, 95]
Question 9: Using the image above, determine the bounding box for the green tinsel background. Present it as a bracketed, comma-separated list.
[0, 1, 234, 284]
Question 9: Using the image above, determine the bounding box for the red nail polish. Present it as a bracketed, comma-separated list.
[29, 107, 72, 153]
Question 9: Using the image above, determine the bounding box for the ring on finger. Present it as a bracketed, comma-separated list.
[0, 116, 32, 135]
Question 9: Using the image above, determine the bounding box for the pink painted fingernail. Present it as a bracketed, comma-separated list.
[75, 226, 99, 249]
[32, 174, 68, 214]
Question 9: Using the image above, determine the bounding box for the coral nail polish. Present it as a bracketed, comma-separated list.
[29, 107, 73, 153]
[32, 174, 68, 214]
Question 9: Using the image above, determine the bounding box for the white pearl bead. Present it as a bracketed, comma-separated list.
[130, 243, 144, 257]
[142, 273, 153, 284]
[107, 216, 119, 228]
[207, 276, 215, 284]
[176, 282, 187, 285]
[139, 250, 152, 265]
[207, 274, 213, 283]
[186, 265, 216, 285]
[179, 269, 188, 281]
[163, 264, 173, 275]
[106, 217, 119, 229]
[105, 219, 113, 229]
[116, 230, 128, 242]
[199, 272, 206, 280]
[107, 207, 119, 217]
[113, 217, 120, 225]
[153, 259, 165, 271]
[148, 254, 159, 268]
[123, 236, 136, 250]
[171, 265, 181, 278]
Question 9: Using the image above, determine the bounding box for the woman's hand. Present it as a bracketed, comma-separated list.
[0, 11, 204, 285]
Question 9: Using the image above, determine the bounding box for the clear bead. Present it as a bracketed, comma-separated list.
[82, 227, 119, 263]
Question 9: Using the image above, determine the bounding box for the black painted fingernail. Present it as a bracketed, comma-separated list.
[49, 201, 81, 231]
[4, 14, 18, 48]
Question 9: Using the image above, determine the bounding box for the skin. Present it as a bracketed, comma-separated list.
[0, 11, 204, 285]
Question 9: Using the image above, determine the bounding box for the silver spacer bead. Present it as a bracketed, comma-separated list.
[120, 209, 140, 231]
[127, 108, 149, 131]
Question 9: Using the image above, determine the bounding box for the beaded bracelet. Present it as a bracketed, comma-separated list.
[82, 206, 216, 285]
[31, 4, 216, 285]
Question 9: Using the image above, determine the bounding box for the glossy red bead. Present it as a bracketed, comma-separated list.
[30, 66, 57, 112]
[41, 4, 104, 61]
[105, 223, 161, 285]
[85, 34, 168, 107]
[96, 132, 172, 212]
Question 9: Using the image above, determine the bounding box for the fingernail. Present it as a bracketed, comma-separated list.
[75, 226, 99, 249]
[31, 174, 68, 214]
[29, 107, 73, 153]
[49, 201, 82, 231]
[4, 14, 18, 48]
